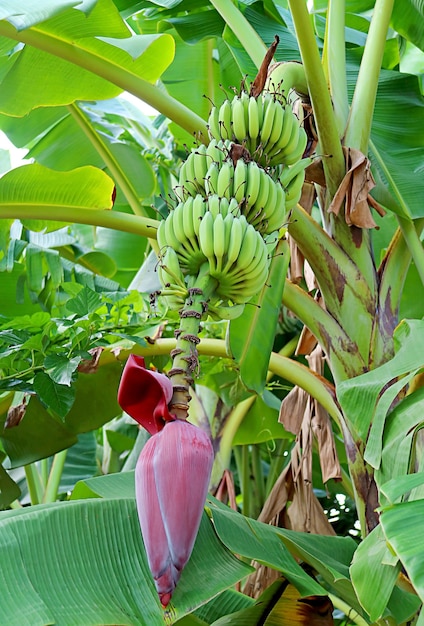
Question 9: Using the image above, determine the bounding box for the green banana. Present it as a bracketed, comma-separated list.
[207, 106, 220, 140]
[285, 170, 306, 210]
[205, 161, 220, 196]
[218, 99, 232, 140]
[260, 96, 277, 146]
[231, 96, 247, 143]
[198, 210, 215, 261]
[248, 96, 260, 142]
[280, 126, 308, 165]
[233, 158, 248, 203]
[217, 160, 234, 199]
[223, 214, 244, 272]
[279, 157, 312, 187]
[245, 160, 262, 206]
[213, 212, 226, 271]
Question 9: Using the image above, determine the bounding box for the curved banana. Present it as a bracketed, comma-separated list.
[265, 181, 286, 233]
[213, 212, 226, 272]
[218, 99, 232, 140]
[198, 210, 215, 262]
[207, 194, 223, 220]
[224, 214, 243, 271]
[248, 96, 260, 142]
[260, 96, 277, 146]
[263, 101, 284, 155]
[285, 170, 306, 210]
[279, 157, 312, 187]
[207, 106, 220, 140]
[193, 145, 208, 188]
[217, 160, 234, 199]
[280, 126, 308, 166]
[205, 161, 220, 196]
[233, 158, 248, 203]
[245, 160, 262, 207]
[231, 96, 247, 143]
[192, 195, 207, 236]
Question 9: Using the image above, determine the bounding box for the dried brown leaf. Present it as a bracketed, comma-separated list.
[328, 147, 385, 228]
[250, 35, 280, 97]
[5, 397, 27, 428]
[77, 346, 103, 374]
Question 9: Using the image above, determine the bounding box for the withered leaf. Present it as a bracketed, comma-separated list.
[328, 147, 385, 228]
[250, 35, 279, 97]
[5, 397, 27, 428]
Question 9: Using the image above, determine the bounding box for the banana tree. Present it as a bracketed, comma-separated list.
[0, 0, 423, 624]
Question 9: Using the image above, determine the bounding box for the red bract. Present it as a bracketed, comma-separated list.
[117, 354, 175, 434]
[135, 419, 214, 607]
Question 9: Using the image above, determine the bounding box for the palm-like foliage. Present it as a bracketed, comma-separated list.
[0, 1, 423, 624]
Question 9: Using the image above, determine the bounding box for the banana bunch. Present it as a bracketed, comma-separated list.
[207, 91, 307, 168]
[156, 194, 271, 304]
[177, 147, 287, 235]
[177, 139, 232, 199]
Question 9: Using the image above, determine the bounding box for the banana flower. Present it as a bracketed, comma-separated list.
[118, 354, 175, 434]
[118, 356, 214, 607]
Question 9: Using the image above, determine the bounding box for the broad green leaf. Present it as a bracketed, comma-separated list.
[77, 250, 117, 278]
[391, 0, 424, 51]
[228, 239, 289, 394]
[195, 589, 254, 624]
[381, 472, 424, 504]
[380, 499, 424, 605]
[350, 525, 400, 621]
[33, 371, 76, 418]
[375, 387, 424, 500]
[232, 390, 293, 445]
[208, 497, 337, 597]
[0, 0, 82, 30]
[207, 496, 363, 613]
[25, 243, 44, 293]
[0, 362, 123, 466]
[44, 354, 82, 386]
[0, 497, 251, 625]
[0, 463, 21, 508]
[71, 469, 137, 501]
[0, 163, 115, 212]
[65, 285, 102, 315]
[54, 431, 97, 493]
[337, 319, 424, 442]
[0, 1, 175, 115]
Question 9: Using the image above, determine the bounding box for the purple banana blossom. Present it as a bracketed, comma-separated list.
[136, 419, 214, 607]
[118, 354, 175, 434]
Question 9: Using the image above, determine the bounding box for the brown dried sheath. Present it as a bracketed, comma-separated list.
[250, 34, 280, 97]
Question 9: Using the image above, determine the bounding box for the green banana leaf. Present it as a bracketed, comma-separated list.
[0, 0, 175, 115]
[228, 239, 289, 394]
[337, 319, 424, 464]
[0, 361, 123, 467]
[0, 494, 252, 625]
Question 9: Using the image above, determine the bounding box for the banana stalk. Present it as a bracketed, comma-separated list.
[168, 266, 217, 418]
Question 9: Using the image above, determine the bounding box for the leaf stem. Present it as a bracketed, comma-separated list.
[43, 449, 68, 503]
[68, 106, 145, 219]
[24, 463, 43, 505]
[0, 205, 158, 237]
[325, 0, 349, 135]
[328, 594, 369, 626]
[397, 217, 424, 288]
[208, 0, 267, 69]
[287, 0, 345, 197]
[344, 0, 395, 152]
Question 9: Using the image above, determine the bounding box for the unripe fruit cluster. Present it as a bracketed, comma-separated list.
[157, 85, 311, 311]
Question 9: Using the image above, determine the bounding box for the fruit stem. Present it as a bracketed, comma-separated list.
[168, 267, 218, 418]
